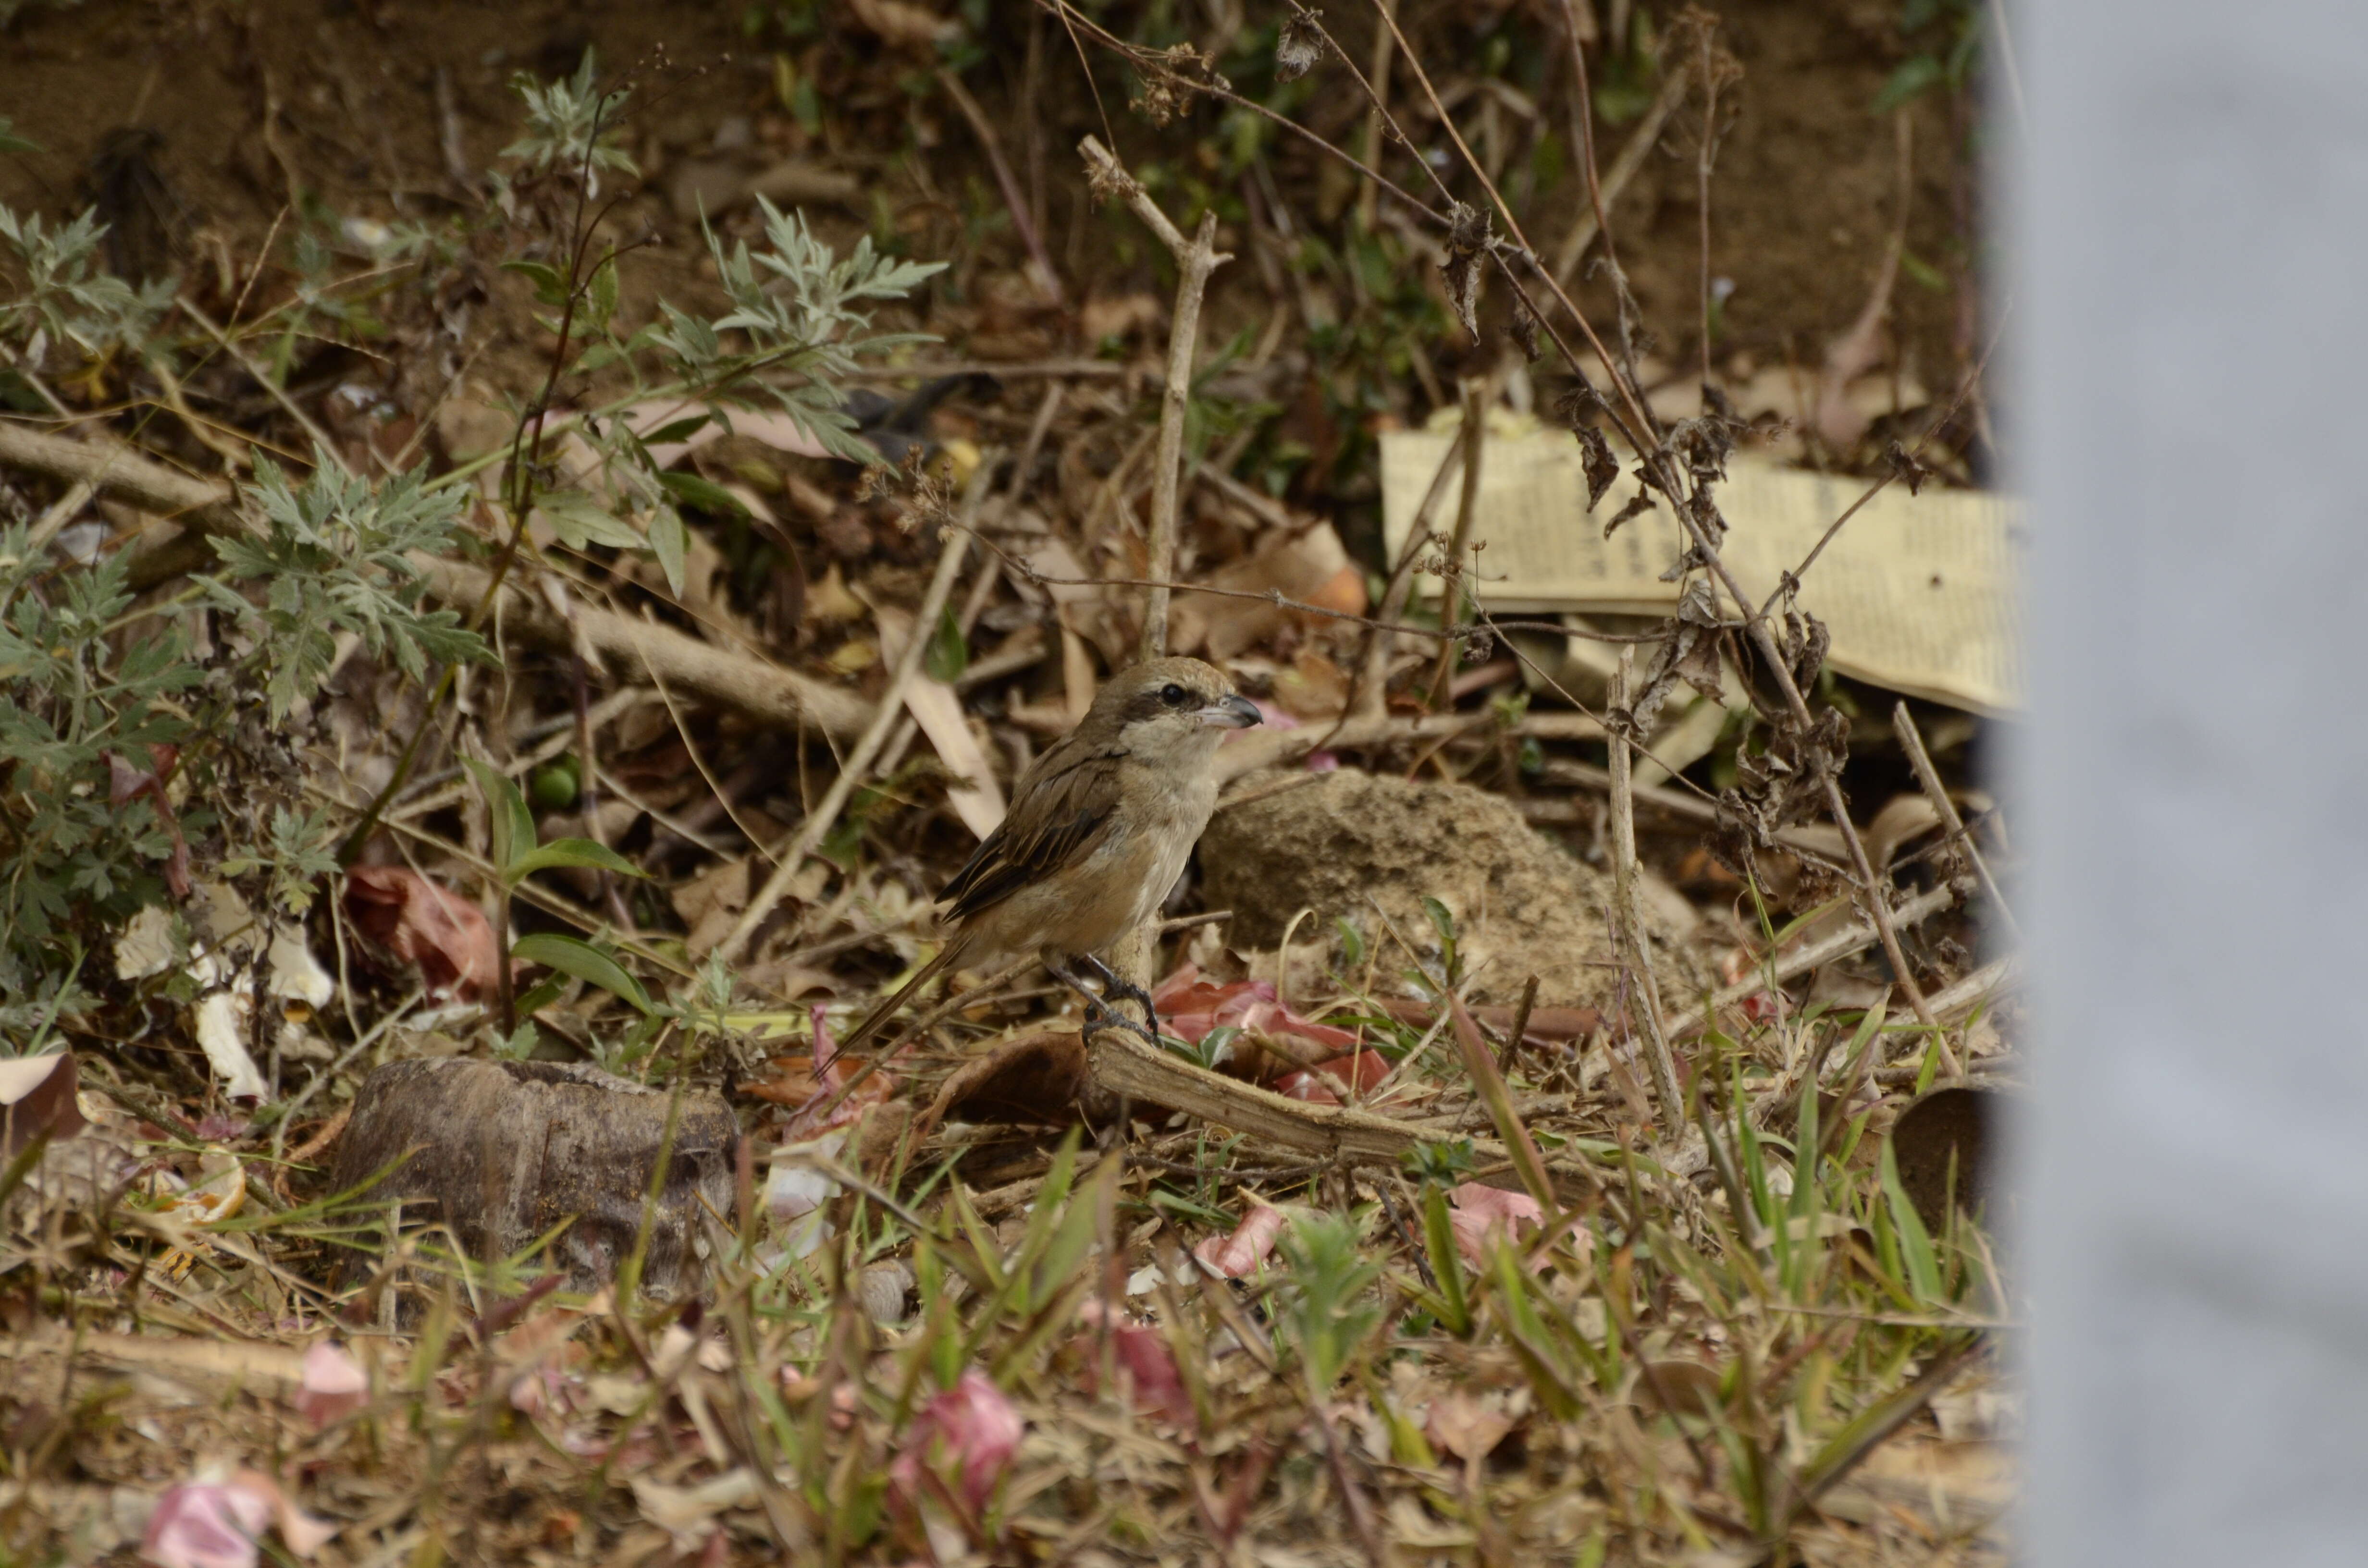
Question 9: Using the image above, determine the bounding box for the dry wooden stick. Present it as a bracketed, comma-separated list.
[1085, 1025, 1511, 1169]
[1892, 701, 2019, 940]
[1361, 422, 1468, 708]
[1663, 877, 1972, 1041]
[418, 555, 871, 740]
[717, 470, 990, 965]
[1354, 0, 1400, 232]
[0, 418, 255, 544]
[1426, 376, 1490, 708]
[1608, 649, 1687, 1139]
[1078, 135, 1231, 663]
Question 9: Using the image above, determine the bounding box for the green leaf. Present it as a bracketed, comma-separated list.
[654, 468, 748, 516]
[648, 505, 688, 597]
[640, 414, 711, 446]
[506, 837, 645, 884]
[500, 258, 571, 307]
[511, 932, 655, 1015]
[1419, 1183, 1470, 1337]
[587, 255, 620, 328]
[0, 118, 39, 155]
[1874, 55, 1946, 112]
[462, 758, 538, 876]
[536, 490, 647, 552]
[923, 603, 966, 683]
[1879, 1139, 1944, 1303]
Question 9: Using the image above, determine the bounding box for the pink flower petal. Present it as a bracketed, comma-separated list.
[1451, 1182, 1544, 1226]
[890, 1370, 1023, 1516]
[292, 1341, 368, 1427]
[1193, 1202, 1288, 1279]
[143, 1484, 270, 1568]
[1076, 1300, 1196, 1427]
[1447, 1182, 1554, 1268]
[143, 1472, 333, 1568]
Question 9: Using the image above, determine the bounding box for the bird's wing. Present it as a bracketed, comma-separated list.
[938, 743, 1123, 923]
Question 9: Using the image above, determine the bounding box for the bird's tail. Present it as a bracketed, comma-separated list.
[833, 940, 965, 1059]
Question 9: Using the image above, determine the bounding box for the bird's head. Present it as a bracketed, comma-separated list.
[1087, 656, 1261, 767]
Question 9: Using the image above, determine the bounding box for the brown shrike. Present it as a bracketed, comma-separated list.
[836, 657, 1261, 1054]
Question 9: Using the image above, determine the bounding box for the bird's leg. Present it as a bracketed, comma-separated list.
[1074, 952, 1161, 1038]
[1046, 955, 1159, 1048]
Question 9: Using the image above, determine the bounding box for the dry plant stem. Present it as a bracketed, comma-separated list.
[418, 555, 872, 738]
[180, 298, 353, 473]
[936, 67, 1063, 303]
[1313, 1400, 1390, 1568]
[1921, 954, 2017, 1024]
[1335, 2, 1896, 887]
[1076, 136, 1231, 664]
[1426, 377, 1490, 708]
[1550, 59, 1685, 285]
[1891, 701, 2020, 940]
[1663, 877, 1970, 1040]
[1444, 996, 1558, 1212]
[570, 652, 635, 932]
[1695, 24, 1720, 389]
[1362, 424, 1466, 704]
[1608, 652, 1687, 1141]
[1044, 1, 1441, 224]
[1354, 0, 1400, 233]
[717, 482, 987, 966]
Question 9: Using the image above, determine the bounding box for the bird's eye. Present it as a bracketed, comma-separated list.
[1160, 683, 1188, 706]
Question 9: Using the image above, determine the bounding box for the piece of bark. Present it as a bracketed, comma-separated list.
[331, 1058, 738, 1298]
[920, 1029, 1101, 1131]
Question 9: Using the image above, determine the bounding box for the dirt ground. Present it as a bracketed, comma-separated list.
[0, 0, 1981, 499]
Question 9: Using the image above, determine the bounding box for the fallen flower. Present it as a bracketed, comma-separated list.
[890, 1369, 1024, 1516]
[1193, 1201, 1289, 1280]
[143, 1470, 333, 1568]
[1076, 1299, 1196, 1428]
[343, 865, 501, 1002]
[1153, 965, 1360, 1057]
[1447, 1182, 1563, 1269]
[142, 1482, 269, 1568]
[291, 1341, 368, 1427]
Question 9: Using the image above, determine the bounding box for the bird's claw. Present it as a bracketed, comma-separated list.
[1082, 998, 1161, 1049]
[1076, 954, 1160, 1034]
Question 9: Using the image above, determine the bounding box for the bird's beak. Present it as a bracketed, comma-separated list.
[1197, 693, 1263, 729]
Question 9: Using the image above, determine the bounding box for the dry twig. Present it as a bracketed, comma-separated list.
[1608, 650, 1686, 1139]
[717, 467, 994, 965]
[1076, 136, 1231, 663]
